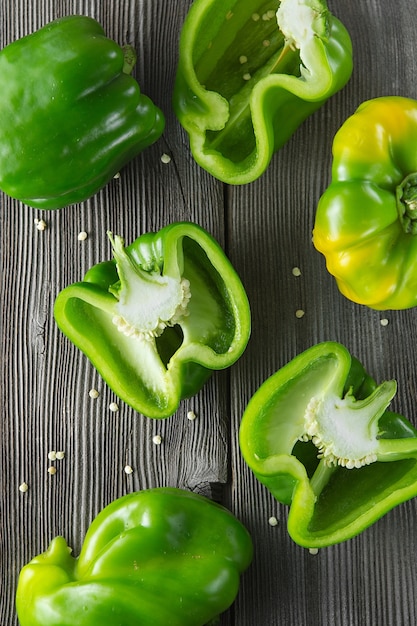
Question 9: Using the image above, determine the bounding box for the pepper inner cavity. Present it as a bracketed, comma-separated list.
[194, 0, 301, 161]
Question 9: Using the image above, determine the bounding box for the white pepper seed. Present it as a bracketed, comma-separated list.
[35, 218, 47, 231]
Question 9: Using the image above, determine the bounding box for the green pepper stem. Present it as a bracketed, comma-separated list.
[122, 44, 137, 74]
[396, 172, 417, 234]
[309, 459, 337, 498]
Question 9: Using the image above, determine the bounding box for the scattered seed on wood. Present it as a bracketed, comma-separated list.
[34, 218, 47, 231]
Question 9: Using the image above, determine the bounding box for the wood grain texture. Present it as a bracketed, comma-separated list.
[1, 1, 417, 625]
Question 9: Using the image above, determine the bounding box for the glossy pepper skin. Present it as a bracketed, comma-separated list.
[239, 342, 417, 547]
[54, 222, 251, 419]
[173, 0, 352, 184]
[16, 487, 253, 626]
[0, 15, 164, 209]
[313, 96, 417, 310]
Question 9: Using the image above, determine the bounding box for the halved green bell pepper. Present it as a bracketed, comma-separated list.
[16, 487, 253, 626]
[54, 222, 251, 419]
[0, 15, 164, 209]
[173, 0, 352, 184]
[313, 96, 417, 310]
[239, 342, 417, 547]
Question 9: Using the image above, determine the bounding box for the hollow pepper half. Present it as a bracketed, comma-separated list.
[173, 0, 352, 184]
[54, 222, 251, 419]
[0, 15, 164, 209]
[239, 342, 417, 547]
[16, 487, 253, 626]
[313, 96, 417, 310]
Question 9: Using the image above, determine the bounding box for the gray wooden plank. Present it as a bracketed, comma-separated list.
[2, 0, 417, 625]
[227, 0, 417, 624]
[0, 1, 229, 624]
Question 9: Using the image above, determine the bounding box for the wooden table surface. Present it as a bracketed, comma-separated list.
[2, 1, 417, 624]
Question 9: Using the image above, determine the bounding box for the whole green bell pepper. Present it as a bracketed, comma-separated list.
[173, 0, 352, 184]
[54, 222, 251, 419]
[0, 15, 164, 209]
[16, 487, 253, 626]
[313, 96, 417, 310]
[239, 342, 417, 547]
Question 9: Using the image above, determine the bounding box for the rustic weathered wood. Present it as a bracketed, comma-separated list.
[1, 1, 417, 625]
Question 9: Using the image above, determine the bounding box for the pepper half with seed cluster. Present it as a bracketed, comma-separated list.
[173, 0, 353, 183]
[54, 222, 251, 419]
[239, 342, 417, 547]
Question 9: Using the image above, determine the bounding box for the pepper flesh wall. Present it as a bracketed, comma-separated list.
[54, 222, 251, 419]
[239, 342, 417, 547]
[174, 0, 352, 183]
